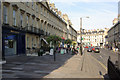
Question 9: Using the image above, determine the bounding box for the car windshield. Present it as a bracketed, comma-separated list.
[95, 48, 99, 49]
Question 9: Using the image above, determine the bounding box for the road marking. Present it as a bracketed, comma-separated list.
[90, 55, 107, 71]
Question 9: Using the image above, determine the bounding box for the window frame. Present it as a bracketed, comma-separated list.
[20, 13, 23, 27]
[3, 5, 8, 24]
[13, 9, 16, 26]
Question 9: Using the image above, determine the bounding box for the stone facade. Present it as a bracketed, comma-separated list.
[1, 1, 77, 56]
[107, 22, 120, 52]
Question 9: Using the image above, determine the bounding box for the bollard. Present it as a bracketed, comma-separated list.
[54, 50, 56, 61]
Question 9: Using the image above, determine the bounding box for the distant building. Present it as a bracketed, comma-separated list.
[106, 1, 120, 52]
[77, 28, 109, 48]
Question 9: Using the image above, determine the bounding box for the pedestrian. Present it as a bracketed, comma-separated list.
[77, 47, 79, 53]
[64, 48, 67, 54]
[66, 47, 68, 54]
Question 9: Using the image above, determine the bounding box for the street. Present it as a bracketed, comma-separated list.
[90, 48, 118, 67]
[2, 48, 118, 79]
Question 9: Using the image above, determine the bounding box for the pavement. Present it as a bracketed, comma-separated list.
[44, 50, 108, 78]
[2, 50, 109, 79]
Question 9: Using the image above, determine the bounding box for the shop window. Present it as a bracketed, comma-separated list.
[9, 40, 14, 48]
[5, 40, 14, 48]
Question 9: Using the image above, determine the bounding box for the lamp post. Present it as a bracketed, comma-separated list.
[80, 17, 89, 55]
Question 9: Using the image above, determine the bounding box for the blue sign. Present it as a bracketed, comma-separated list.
[5, 35, 16, 40]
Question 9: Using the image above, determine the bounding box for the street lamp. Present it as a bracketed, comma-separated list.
[80, 16, 89, 55]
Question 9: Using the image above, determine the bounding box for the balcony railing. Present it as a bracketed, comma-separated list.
[36, 28, 40, 34]
[31, 27, 37, 33]
[24, 26, 32, 31]
[40, 29, 44, 35]
[24, 26, 45, 35]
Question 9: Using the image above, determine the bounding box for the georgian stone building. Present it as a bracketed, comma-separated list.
[106, 2, 120, 52]
[77, 28, 109, 48]
[62, 14, 77, 41]
[107, 21, 120, 51]
[1, 1, 77, 57]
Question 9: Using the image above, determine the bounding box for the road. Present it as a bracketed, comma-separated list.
[89, 48, 118, 67]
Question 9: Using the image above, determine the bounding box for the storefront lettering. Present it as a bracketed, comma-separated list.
[11, 30, 19, 34]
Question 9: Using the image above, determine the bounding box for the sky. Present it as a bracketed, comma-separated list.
[50, 0, 119, 31]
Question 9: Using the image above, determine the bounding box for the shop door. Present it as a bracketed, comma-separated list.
[4, 35, 17, 56]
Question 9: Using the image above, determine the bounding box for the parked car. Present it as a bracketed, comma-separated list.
[87, 47, 92, 52]
[94, 48, 100, 53]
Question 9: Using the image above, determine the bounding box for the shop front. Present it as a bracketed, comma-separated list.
[2, 26, 26, 58]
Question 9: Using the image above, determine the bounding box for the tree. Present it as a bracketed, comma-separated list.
[46, 35, 62, 61]
[65, 39, 72, 45]
[46, 35, 62, 47]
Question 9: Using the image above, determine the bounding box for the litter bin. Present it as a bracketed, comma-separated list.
[50, 47, 54, 55]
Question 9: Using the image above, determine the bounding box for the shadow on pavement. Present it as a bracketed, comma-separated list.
[2, 52, 75, 79]
[103, 73, 109, 80]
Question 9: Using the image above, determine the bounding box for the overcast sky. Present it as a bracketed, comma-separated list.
[50, 0, 119, 31]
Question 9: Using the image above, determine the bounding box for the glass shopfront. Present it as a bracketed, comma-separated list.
[2, 26, 26, 57]
[4, 35, 17, 56]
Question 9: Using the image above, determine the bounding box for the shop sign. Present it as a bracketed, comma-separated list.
[11, 30, 19, 34]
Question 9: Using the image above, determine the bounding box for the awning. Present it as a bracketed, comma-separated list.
[42, 38, 48, 44]
[72, 41, 77, 45]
